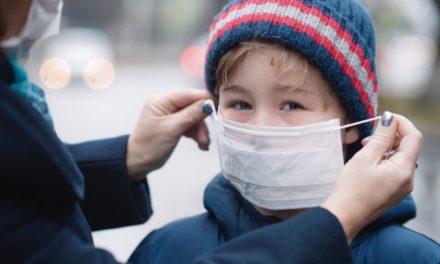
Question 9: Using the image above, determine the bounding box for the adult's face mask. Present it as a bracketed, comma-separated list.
[205, 100, 380, 210]
[2, 0, 63, 62]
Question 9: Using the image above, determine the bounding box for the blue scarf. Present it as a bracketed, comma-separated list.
[8, 57, 54, 128]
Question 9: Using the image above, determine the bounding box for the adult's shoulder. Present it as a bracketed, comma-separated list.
[0, 79, 84, 205]
[129, 213, 223, 264]
[351, 224, 440, 263]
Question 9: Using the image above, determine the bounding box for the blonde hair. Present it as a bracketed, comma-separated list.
[215, 41, 339, 108]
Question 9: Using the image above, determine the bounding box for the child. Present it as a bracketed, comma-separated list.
[129, 0, 440, 263]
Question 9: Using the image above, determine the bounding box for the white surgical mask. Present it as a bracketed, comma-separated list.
[205, 100, 380, 210]
[2, 0, 63, 62]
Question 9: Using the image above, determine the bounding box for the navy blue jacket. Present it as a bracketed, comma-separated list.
[0, 54, 153, 263]
[130, 175, 440, 264]
[1, 50, 353, 263]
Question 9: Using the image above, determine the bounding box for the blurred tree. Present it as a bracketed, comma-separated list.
[434, 0, 440, 61]
[149, 0, 228, 45]
[62, 0, 123, 29]
[425, 0, 440, 102]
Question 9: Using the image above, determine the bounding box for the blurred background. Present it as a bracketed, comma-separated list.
[24, 0, 440, 262]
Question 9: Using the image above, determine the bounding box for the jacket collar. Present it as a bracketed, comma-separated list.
[0, 50, 14, 84]
[203, 175, 280, 240]
[203, 174, 416, 244]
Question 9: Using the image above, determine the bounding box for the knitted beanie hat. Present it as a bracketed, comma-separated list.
[205, 0, 378, 139]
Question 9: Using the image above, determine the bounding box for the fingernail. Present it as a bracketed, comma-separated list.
[361, 137, 369, 146]
[207, 136, 211, 146]
[202, 101, 213, 114]
[381, 111, 394, 127]
[199, 143, 209, 151]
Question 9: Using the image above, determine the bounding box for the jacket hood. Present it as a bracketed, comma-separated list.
[203, 174, 416, 243]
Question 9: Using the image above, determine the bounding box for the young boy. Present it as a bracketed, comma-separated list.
[129, 0, 440, 263]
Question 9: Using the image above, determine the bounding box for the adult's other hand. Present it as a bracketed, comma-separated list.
[322, 112, 423, 243]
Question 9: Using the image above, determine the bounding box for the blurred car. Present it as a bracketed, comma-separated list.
[40, 27, 114, 81]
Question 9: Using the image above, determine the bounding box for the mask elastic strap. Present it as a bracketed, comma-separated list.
[339, 116, 382, 130]
[205, 99, 218, 121]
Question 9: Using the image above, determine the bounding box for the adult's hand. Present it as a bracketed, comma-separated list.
[127, 89, 212, 182]
[322, 112, 423, 243]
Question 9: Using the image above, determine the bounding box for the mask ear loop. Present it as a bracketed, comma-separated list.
[338, 116, 381, 130]
[203, 99, 218, 121]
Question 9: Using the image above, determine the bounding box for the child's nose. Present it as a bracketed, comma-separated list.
[249, 110, 277, 127]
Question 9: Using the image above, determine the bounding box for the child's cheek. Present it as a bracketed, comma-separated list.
[221, 108, 251, 124]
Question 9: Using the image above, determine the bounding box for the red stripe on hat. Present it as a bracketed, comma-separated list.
[209, 0, 378, 94]
[210, 12, 375, 117]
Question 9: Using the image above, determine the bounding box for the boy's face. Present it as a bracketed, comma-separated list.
[218, 48, 358, 146]
[217, 47, 359, 218]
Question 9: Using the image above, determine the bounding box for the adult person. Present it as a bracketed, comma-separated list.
[0, 0, 422, 263]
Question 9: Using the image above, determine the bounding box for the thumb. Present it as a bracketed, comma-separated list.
[169, 99, 210, 133]
[361, 111, 397, 163]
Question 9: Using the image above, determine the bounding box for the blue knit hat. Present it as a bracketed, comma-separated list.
[205, 0, 378, 139]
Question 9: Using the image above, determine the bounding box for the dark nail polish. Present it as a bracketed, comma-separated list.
[202, 101, 213, 114]
[381, 111, 394, 127]
[207, 136, 211, 145]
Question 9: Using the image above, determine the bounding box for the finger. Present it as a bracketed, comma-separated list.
[162, 89, 212, 113]
[184, 121, 210, 151]
[391, 114, 423, 163]
[361, 111, 398, 163]
[196, 121, 210, 151]
[362, 134, 402, 150]
[170, 99, 211, 134]
[361, 136, 371, 146]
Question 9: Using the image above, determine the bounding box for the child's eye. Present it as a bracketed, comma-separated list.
[232, 102, 253, 110]
[281, 102, 303, 111]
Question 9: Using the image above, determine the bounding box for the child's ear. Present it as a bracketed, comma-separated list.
[343, 126, 359, 144]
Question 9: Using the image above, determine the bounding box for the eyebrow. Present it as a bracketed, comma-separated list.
[221, 84, 249, 94]
[273, 84, 311, 95]
[221, 84, 313, 95]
